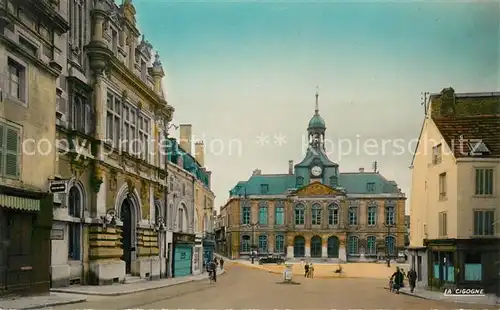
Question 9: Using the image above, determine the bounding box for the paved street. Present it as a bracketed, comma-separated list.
[51, 263, 496, 309]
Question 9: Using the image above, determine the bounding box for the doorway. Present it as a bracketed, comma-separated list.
[120, 199, 133, 274]
[311, 236, 322, 257]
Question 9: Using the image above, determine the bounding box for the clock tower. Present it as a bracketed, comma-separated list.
[294, 88, 339, 187]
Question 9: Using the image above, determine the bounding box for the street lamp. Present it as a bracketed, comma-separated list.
[246, 221, 259, 264]
[384, 223, 394, 267]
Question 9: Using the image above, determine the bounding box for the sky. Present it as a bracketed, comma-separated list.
[132, 1, 499, 212]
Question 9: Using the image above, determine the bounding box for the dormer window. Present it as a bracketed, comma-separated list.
[329, 176, 338, 187]
[260, 184, 269, 194]
[432, 144, 442, 165]
[366, 182, 375, 192]
[469, 141, 490, 156]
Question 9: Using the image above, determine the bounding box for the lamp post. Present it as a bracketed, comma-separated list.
[385, 223, 394, 267]
[247, 221, 259, 264]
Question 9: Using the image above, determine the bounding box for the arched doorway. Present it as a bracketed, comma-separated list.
[327, 236, 339, 258]
[311, 236, 322, 257]
[293, 236, 305, 257]
[121, 199, 133, 274]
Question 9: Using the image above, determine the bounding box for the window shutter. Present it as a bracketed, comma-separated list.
[5, 126, 19, 178]
[0, 124, 4, 175]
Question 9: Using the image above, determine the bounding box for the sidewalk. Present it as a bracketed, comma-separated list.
[395, 286, 500, 306]
[0, 293, 86, 310]
[51, 269, 225, 296]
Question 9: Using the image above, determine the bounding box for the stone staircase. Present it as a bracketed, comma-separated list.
[124, 275, 147, 284]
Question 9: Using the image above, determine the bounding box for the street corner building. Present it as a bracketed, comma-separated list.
[409, 87, 500, 294]
[49, 0, 178, 287]
[0, 0, 69, 296]
[218, 92, 406, 262]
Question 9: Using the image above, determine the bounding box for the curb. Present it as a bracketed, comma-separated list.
[20, 297, 87, 310]
[50, 270, 226, 297]
[395, 288, 500, 306]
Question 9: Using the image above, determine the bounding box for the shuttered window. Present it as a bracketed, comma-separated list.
[0, 122, 21, 179]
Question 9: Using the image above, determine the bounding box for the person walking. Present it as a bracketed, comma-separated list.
[209, 259, 217, 283]
[304, 263, 309, 278]
[309, 263, 315, 278]
[220, 258, 225, 270]
[390, 267, 404, 294]
[407, 268, 417, 293]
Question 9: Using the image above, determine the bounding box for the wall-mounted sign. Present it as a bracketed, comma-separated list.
[49, 179, 69, 193]
[174, 234, 195, 243]
[50, 228, 64, 240]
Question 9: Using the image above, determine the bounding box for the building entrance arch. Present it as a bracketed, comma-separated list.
[293, 236, 305, 257]
[327, 236, 339, 258]
[120, 199, 133, 274]
[311, 235, 322, 257]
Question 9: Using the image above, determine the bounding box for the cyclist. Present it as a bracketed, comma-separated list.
[208, 259, 217, 283]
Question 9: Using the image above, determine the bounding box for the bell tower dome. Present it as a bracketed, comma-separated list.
[307, 87, 326, 151]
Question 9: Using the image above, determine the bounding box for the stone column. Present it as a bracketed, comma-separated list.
[286, 234, 294, 259]
[91, 9, 106, 42]
[93, 74, 105, 141]
[321, 236, 328, 258]
[339, 237, 347, 261]
[305, 235, 311, 257]
[378, 201, 385, 226]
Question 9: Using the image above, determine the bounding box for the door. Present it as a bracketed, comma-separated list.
[5, 212, 34, 294]
[310, 236, 322, 257]
[121, 200, 132, 274]
[173, 245, 192, 277]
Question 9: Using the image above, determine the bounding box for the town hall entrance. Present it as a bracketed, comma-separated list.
[121, 199, 133, 274]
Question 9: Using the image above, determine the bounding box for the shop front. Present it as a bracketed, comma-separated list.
[172, 233, 195, 277]
[426, 239, 500, 295]
[203, 233, 216, 265]
[0, 186, 53, 296]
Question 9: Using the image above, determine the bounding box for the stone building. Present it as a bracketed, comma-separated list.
[221, 92, 406, 261]
[0, 0, 69, 296]
[409, 88, 500, 293]
[50, 0, 174, 286]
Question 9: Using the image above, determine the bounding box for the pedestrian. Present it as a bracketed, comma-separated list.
[309, 263, 315, 278]
[209, 259, 217, 283]
[390, 267, 404, 294]
[407, 268, 417, 293]
[304, 263, 309, 278]
[220, 258, 224, 270]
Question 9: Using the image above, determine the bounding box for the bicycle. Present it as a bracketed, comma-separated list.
[209, 270, 216, 284]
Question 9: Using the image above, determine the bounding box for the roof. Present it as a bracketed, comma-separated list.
[308, 114, 326, 129]
[229, 171, 400, 196]
[295, 146, 338, 167]
[433, 115, 500, 158]
[166, 138, 211, 187]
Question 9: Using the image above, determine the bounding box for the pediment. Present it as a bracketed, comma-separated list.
[293, 182, 344, 197]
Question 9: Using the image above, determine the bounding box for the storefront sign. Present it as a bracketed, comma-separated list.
[50, 229, 64, 240]
[174, 233, 195, 243]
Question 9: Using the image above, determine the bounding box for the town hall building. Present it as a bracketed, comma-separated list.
[220, 92, 406, 261]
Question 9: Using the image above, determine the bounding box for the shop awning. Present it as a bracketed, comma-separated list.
[0, 194, 40, 212]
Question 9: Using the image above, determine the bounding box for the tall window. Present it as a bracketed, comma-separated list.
[439, 211, 447, 237]
[473, 210, 494, 236]
[432, 144, 442, 165]
[259, 206, 268, 225]
[241, 235, 251, 252]
[367, 206, 377, 226]
[311, 203, 322, 225]
[475, 168, 494, 196]
[242, 205, 251, 225]
[71, 92, 92, 135]
[386, 236, 396, 256]
[328, 204, 338, 225]
[385, 206, 395, 226]
[367, 236, 377, 255]
[138, 114, 150, 162]
[8, 57, 26, 103]
[294, 204, 305, 225]
[0, 122, 20, 179]
[178, 208, 184, 231]
[348, 207, 357, 225]
[68, 186, 82, 260]
[348, 236, 358, 255]
[439, 172, 447, 200]
[258, 235, 268, 253]
[122, 104, 137, 154]
[106, 93, 121, 147]
[69, 0, 85, 62]
[275, 235, 284, 253]
[275, 202, 284, 225]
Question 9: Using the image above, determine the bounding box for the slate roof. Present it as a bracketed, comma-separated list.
[229, 171, 400, 197]
[433, 115, 500, 158]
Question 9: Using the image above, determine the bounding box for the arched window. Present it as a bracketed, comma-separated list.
[386, 235, 396, 256]
[348, 236, 359, 255]
[154, 201, 161, 224]
[258, 235, 268, 253]
[311, 203, 322, 225]
[275, 235, 284, 253]
[328, 204, 339, 225]
[68, 186, 83, 260]
[295, 203, 305, 225]
[367, 236, 377, 255]
[178, 205, 187, 232]
[310, 235, 322, 257]
[258, 201, 268, 225]
[241, 235, 251, 252]
[327, 236, 339, 258]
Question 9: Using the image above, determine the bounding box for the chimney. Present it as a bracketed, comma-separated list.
[179, 124, 192, 154]
[252, 169, 261, 176]
[195, 141, 205, 167]
[288, 160, 294, 174]
[439, 87, 456, 117]
[359, 167, 364, 173]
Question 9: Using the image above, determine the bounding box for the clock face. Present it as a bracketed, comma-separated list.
[311, 166, 322, 176]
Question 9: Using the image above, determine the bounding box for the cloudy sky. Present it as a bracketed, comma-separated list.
[133, 1, 499, 211]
